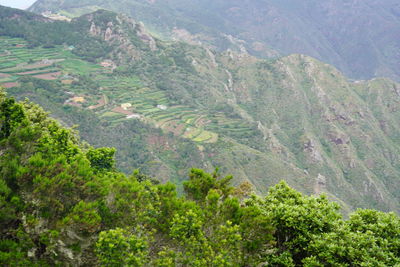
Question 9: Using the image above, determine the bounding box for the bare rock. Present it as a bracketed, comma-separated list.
[314, 173, 327, 195]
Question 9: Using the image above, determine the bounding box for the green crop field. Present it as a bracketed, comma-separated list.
[0, 37, 104, 86]
[59, 59, 102, 74]
[0, 36, 262, 144]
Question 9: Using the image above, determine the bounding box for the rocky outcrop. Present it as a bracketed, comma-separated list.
[135, 22, 157, 51]
[303, 138, 323, 163]
[86, 11, 158, 64]
[314, 173, 327, 195]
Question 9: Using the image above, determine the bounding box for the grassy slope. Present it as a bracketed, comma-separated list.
[215, 53, 400, 211]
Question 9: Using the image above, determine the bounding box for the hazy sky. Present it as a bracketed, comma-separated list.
[0, 0, 37, 9]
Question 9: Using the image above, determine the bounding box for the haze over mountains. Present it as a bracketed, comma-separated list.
[2, 2, 400, 265]
[29, 0, 400, 81]
[0, 0, 35, 9]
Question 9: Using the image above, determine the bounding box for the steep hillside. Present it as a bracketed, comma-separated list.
[2, 90, 400, 266]
[29, 0, 400, 81]
[215, 52, 400, 212]
[0, 6, 305, 194]
[2, 6, 400, 213]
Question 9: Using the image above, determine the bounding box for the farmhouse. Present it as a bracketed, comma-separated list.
[100, 60, 116, 69]
[61, 80, 74, 85]
[72, 96, 85, 103]
[127, 114, 141, 119]
[121, 103, 132, 110]
[157, 104, 168, 110]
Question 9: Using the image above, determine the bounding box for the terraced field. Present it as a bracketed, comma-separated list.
[0, 38, 60, 84]
[0, 36, 257, 144]
[95, 79, 220, 143]
[206, 113, 256, 139]
[0, 37, 101, 87]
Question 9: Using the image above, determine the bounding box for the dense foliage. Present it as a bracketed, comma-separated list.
[1, 89, 400, 266]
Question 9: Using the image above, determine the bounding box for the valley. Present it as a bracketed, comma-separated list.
[1, 2, 400, 266]
[1, 5, 400, 214]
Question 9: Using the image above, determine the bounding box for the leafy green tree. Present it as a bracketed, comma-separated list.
[131, 169, 160, 184]
[304, 209, 400, 266]
[238, 195, 275, 265]
[0, 96, 25, 140]
[63, 201, 101, 235]
[153, 248, 178, 267]
[210, 220, 243, 266]
[96, 228, 149, 266]
[264, 181, 342, 265]
[169, 209, 243, 266]
[0, 240, 35, 267]
[184, 168, 233, 202]
[347, 209, 400, 251]
[87, 147, 116, 171]
[170, 209, 204, 242]
[37, 121, 80, 161]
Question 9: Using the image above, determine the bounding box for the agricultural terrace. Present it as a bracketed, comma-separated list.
[0, 37, 101, 86]
[95, 76, 219, 143]
[0, 37, 256, 144]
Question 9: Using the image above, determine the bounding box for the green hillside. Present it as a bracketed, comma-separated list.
[29, 0, 400, 81]
[1, 6, 400, 214]
[1, 89, 400, 266]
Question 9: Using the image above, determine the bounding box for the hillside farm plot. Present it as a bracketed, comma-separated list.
[0, 37, 104, 88]
[205, 113, 256, 139]
[184, 127, 218, 143]
[33, 71, 62, 80]
[0, 38, 61, 83]
[88, 94, 108, 110]
[0, 37, 241, 145]
[59, 59, 102, 75]
[95, 82, 220, 143]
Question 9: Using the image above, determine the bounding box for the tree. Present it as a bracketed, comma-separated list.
[264, 181, 342, 265]
[0, 96, 25, 140]
[87, 147, 116, 171]
[63, 201, 101, 235]
[304, 209, 400, 266]
[183, 168, 233, 202]
[238, 195, 275, 265]
[96, 228, 149, 266]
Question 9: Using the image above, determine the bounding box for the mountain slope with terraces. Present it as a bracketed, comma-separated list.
[1, 5, 400, 212]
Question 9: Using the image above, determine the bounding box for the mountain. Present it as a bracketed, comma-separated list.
[1, 5, 400, 213]
[27, 0, 277, 58]
[2, 89, 400, 266]
[29, 0, 400, 82]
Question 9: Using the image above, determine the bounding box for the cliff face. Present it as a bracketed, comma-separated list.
[81, 10, 157, 64]
[214, 53, 400, 211]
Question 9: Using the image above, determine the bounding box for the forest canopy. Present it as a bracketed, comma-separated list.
[1, 87, 400, 266]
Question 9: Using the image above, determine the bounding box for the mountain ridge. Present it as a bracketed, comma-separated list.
[28, 0, 400, 81]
